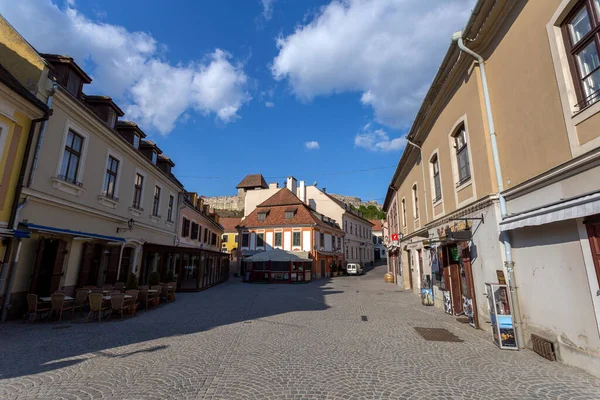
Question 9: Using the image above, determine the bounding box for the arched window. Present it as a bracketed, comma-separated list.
[453, 124, 471, 185]
[430, 154, 441, 202]
[412, 184, 419, 220]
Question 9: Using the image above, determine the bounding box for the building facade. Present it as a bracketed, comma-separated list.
[237, 188, 344, 280]
[384, 0, 600, 376]
[220, 217, 241, 254]
[369, 220, 386, 261]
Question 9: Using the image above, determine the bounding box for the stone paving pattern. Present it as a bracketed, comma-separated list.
[1, 264, 600, 399]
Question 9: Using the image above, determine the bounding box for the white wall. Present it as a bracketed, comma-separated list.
[244, 188, 280, 217]
[303, 231, 311, 252]
[511, 219, 600, 375]
[283, 231, 291, 251]
[266, 232, 273, 249]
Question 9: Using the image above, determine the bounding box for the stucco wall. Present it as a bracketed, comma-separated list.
[243, 188, 281, 217]
[510, 219, 600, 373]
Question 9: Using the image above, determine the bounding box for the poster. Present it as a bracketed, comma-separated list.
[496, 270, 506, 284]
[421, 288, 434, 306]
[443, 290, 452, 314]
[497, 315, 517, 348]
[462, 295, 475, 327]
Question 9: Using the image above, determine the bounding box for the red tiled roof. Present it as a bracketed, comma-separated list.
[239, 189, 343, 233]
[369, 220, 383, 231]
[236, 174, 268, 189]
[220, 217, 241, 233]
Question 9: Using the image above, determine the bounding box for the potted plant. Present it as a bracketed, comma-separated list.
[166, 269, 175, 283]
[330, 263, 337, 277]
[125, 272, 138, 290]
[149, 271, 161, 286]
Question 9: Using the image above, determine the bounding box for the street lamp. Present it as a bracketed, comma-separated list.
[117, 218, 135, 233]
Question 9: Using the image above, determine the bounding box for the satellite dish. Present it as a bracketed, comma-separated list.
[313, 181, 317, 187]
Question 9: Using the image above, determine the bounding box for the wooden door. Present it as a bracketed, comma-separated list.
[78, 242, 95, 287]
[460, 243, 479, 328]
[449, 264, 463, 315]
[49, 240, 68, 294]
[119, 247, 133, 283]
[586, 220, 600, 287]
[407, 251, 414, 289]
[104, 246, 120, 284]
[29, 239, 46, 294]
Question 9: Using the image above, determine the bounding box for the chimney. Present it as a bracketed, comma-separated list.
[322, 188, 327, 193]
[298, 180, 306, 203]
[269, 182, 279, 189]
[286, 176, 297, 194]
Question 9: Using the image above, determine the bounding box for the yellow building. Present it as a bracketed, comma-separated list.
[0, 16, 50, 265]
[220, 218, 240, 254]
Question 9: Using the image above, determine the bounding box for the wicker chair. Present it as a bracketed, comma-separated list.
[138, 285, 149, 290]
[50, 293, 73, 322]
[138, 289, 154, 310]
[25, 294, 50, 322]
[82, 286, 96, 290]
[113, 282, 125, 292]
[90, 288, 104, 294]
[86, 293, 108, 322]
[125, 290, 139, 316]
[72, 289, 89, 317]
[102, 285, 113, 292]
[109, 294, 129, 320]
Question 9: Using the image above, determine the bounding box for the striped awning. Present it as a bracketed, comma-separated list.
[499, 192, 600, 231]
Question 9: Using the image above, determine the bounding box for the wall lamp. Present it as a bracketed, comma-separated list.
[117, 218, 135, 233]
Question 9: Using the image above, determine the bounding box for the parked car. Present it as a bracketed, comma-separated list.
[346, 263, 363, 276]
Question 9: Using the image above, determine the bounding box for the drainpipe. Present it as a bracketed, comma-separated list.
[27, 82, 57, 187]
[1, 83, 56, 322]
[452, 31, 524, 348]
[406, 139, 430, 224]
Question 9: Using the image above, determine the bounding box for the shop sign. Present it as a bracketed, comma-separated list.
[391, 233, 399, 243]
[437, 220, 470, 239]
[406, 242, 420, 250]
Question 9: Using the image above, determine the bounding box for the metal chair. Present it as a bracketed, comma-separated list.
[25, 294, 50, 322]
[50, 293, 73, 322]
[86, 293, 108, 322]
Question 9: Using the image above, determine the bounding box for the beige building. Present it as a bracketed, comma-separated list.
[384, 0, 600, 376]
[3, 53, 183, 317]
[179, 192, 223, 253]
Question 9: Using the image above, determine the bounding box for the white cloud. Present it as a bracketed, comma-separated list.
[0, 0, 250, 134]
[265, 101, 275, 107]
[272, 0, 474, 128]
[354, 125, 406, 152]
[304, 141, 320, 150]
[261, 0, 276, 21]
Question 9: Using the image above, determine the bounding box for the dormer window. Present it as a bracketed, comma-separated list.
[258, 211, 268, 221]
[66, 70, 82, 97]
[151, 151, 158, 165]
[133, 134, 140, 149]
[285, 208, 297, 219]
[107, 108, 117, 129]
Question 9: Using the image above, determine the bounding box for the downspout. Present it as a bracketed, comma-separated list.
[406, 139, 430, 224]
[1, 84, 55, 322]
[452, 31, 524, 348]
[27, 82, 57, 187]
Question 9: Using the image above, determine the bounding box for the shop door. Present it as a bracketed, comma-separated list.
[104, 246, 121, 284]
[459, 243, 479, 328]
[585, 219, 600, 287]
[78, 242, 95, 287]
[407, 251, 414, 289]
[119, 247, 133, 283]
[449, 264, 463, 315]
[320, 259, 325, 277]
[30, 239, 66, 296]
[417, 249, 424, 287]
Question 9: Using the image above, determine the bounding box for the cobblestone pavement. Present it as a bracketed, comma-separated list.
[2, 265, 600, 400]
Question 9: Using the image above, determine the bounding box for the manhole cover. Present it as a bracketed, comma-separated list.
[52, 325, 72, 330]
[414, 327, 463, 342]
[361, 315, 368, 322]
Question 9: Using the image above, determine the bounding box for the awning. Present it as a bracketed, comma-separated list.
[499, 192, 600, 231]
[22, 223, 126, 242]
[243, 248, 311, 262]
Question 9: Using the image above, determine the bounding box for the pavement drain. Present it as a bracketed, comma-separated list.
[414, 327, 463, 342]
[361, 315, 368, 322]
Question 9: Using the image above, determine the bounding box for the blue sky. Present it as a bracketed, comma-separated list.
[0, 0, 474, 202]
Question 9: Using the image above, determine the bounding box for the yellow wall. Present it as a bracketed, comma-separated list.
[221, 232, 238, 254]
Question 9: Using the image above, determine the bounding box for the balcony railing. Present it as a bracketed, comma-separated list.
[575, 88, 600, 111]
[56, 174, 83, 187]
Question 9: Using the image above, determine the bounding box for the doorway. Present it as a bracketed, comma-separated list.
[320, 259, 325, 278]
[407, 250, 414, 289]
[30, 238, 67, 296]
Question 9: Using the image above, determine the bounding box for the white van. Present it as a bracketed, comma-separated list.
[346, 263, 363, 276]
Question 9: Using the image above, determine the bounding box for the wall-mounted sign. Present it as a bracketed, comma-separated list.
[496, 270, 506, 285]
[406, 242, 420, 250]
[391, 233, 399, 242]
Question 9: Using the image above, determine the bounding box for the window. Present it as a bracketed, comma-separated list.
[285, 210, 295, 219]
[132, 173, 144, 209]
[59, 130, 83, 185]
[402, 198, 407, 227]
[257, 233, 265, 247]
[564, 0, 600, 108]
[223, 234, 229, 243]
[182, 218, 190, 237]
[167, 195, 174, 222]
[320, 232, 325, 247]
[337, 237, 341, 249]
[344, 221, 347, 232]
[412, 184, 419, 220]
[66, 70, 82, 96]
[152, 186, 161, 217]
[211, 232, 217, 246]
[258, 212, 267, 221]
[242, 232, 249, 247]
[103, 155, 119, 199]
[275, 232, 282, 247]
[454, 126, 471, 185]
[204, 228, 208, 243]
[584, 217, 600, 287]
[293, 231, 301, 246]
[107, 108, 117, 128]
[431, 154, 442, 202]
[235, 234, 238, 243]
[191, 222, 199, 240]
[151, 151, 158, 165]
[133, 134, 140, 149]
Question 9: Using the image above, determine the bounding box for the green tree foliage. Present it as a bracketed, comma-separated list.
[351, 204, 386, 220]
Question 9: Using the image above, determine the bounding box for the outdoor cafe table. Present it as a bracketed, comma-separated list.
[39, 296, 73, 302]
[103, 295, 132, 301]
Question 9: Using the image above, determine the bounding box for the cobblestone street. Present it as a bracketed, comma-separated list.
[1, 265, 600, 400]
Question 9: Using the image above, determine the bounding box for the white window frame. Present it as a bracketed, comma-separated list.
[129, 168, 147, 217]
[411, 183, 419, 220]
[53, 120, 90, 195]
[429, 149, 445, 217]
[101, 149, 123, 198]
[151, 183, 163, 220]
[448, 116, 477, 208]
[166, 191, 176, 226]
[0, 121, 9, 164]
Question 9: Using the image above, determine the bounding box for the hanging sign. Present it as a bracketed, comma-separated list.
[496, 270, 506, 285]
[449, 245, 460, 261]
[391, 233, 399, 243]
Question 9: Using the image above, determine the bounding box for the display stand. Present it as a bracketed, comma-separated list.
[485, 283, 518, 350]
